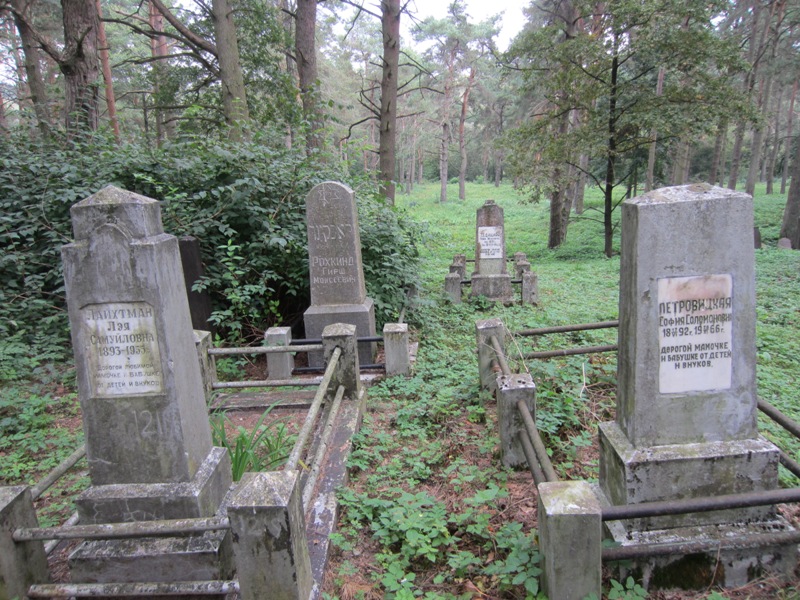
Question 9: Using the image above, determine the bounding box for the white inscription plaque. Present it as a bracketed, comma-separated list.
[658, 274, 733, 394]
[478, 226, 503, 259]
[81, 302, 164, 397]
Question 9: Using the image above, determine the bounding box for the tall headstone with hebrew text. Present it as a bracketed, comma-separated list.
[599, 184, 794, 586]
[61, 186, 232, 581]
[303, 182, 376, 366]
[471, 200, 512, 302]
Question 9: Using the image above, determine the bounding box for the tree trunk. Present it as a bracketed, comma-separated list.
[458, 67, 475, 201]
[746, 75, 773, 196]
[11, 0, 52, 137]
[710, 119, 727, 186]
[379, 0, 400, 204]
[61, 0, 101, 135]
[645, 67, 665, 192]
[766, 84, 783, 195]
[0, 89, 8, 136]
[781, 80, 798, 194]
[671, 139, 691, 185]
[149, 1, 168, 145]
[439, 122, 449, 203]
[574, 153, 588, 214]
[494, 102, 504, 187]
[603, 46, 619, 258]
[296, 0, 322, 153]
[96, 0, 119, 142]
[212, 0, 249, 139]
[549, 105, 572, 248]
[780, 139, 800, 246]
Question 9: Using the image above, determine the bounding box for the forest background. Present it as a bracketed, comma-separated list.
[2, 0, 800, 360]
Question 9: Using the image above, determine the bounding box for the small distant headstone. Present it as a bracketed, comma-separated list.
[471, 200, 512, 302]
[778, 237, 793, 249]
[303, 182, 376, 366]
[753, 227, 762, 249]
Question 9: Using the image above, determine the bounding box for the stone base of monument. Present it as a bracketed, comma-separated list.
[76, 448, 232, 524]
[470, 273, 513, 302]
[69, 447, 233, 598]
[598, 422, 797, 589]
[69, 529, 233, 595]
[602, 516, 798, 589]
[303, 300, 376, 367]
[599, 423, 780, 529]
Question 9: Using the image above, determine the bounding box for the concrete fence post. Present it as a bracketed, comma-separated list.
[538, 481, 602, 600]
[515, 260, 532, 280]
[452, 254, 467, 279]
[383, 323, 410, 377]
[496, 373, 536, 468]
[445, 272, 462, 304]
[0, 486, 50, 599]
[193, 330, 216, 404]
[228, 472, 313, 600]
[265, 327, 294, 380]
[522, 271, 539, 305]
[475, 318, 504, 391]
[322, 323, 360, 399]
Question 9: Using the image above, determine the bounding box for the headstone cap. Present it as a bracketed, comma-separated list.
[70, 185, 163, 240]
[627, 183, 749, 206]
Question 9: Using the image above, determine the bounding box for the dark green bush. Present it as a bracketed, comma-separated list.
[0, 131, 422, 355]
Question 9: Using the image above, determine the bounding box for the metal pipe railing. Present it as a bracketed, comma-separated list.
[208, 344, 323, 356]
[602, 487, 800, 522]
[516, 398, 559, 482]
[518, 432, 547, 485]
[27, 580, 239, 598]
[291, 336, 383, 345]
[302, 385, 346, 508]
[30, 445, 86, 501]
[758, 399, 800, 440]
[524, 344, 617, 360]
[211, 378, 321, 390]
[516, 321, 619, 337]
[285, 347, 342, 471]
[490, 335, 512, 378]
[44, 512, 79, 555]
[15, 516, 230, 543]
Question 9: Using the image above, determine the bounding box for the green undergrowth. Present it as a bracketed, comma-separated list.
[325, 182, 800, 598]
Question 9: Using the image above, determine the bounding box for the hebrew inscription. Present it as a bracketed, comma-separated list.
[658, 274, 733, 394]
[82, 302, 164, 397]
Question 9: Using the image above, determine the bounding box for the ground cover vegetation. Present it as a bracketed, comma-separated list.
[2, 0, 800, 594]
[0, 181, 798, 598]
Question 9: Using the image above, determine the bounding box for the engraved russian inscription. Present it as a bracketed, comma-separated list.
[82, 302, 164, 397]
[478, 226, 503, 259]
[658, 274, 733, 394]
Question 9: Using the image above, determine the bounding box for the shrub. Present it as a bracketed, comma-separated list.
[0, 131, 422, 353]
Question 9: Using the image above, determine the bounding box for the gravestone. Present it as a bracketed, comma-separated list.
[470, 200, 512, 302]
[61, 186, 232, 582]
[303, 182, 376, 366]
[598, 183, 794, 586]
[179, 236, 214, 331]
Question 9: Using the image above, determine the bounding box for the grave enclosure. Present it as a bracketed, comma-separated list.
[485, 184, 799, 599]
[0, 184, 389, 599]
[445, 200, 538, 305]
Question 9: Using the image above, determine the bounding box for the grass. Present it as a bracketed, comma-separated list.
[1, 180, 799, 598]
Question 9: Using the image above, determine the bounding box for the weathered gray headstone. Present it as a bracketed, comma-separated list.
[61, 186, 231, 581]
[303, 182, 376, 366]
[471, 200, 512, 301]
[598, 183, 794, 587]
